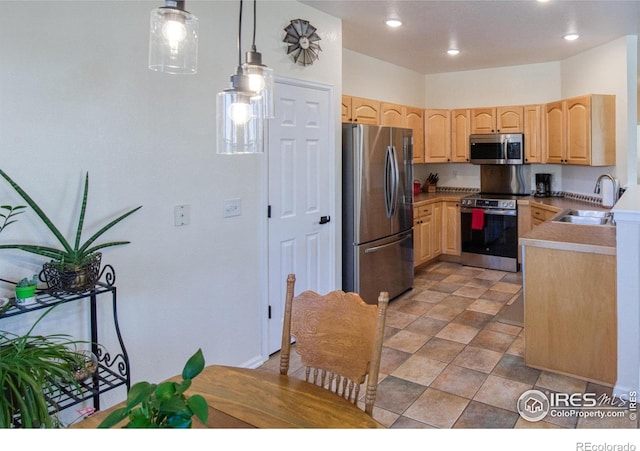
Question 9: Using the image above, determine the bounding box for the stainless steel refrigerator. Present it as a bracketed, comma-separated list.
[342, 124, 414, 305]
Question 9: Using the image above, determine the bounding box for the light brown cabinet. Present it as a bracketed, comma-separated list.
[442, 201, 460, 255]
[450, 109, 471, 163]
[530, 203, 562, 227]
[545, 94, 615, 166]
[523, 245, 616, 385]
[406, 107, 424, 164]
[424, 109, 451, 163]
[413, 202, 444, 267]
[342, 95, 380, 125]
[471, 106, 524, 134]
[380, 102, 405, 127]
[523, 104, 544, 163]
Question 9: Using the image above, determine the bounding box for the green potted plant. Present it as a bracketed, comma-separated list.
[14, 274, 38, 306]
[0, 169, 142, 293]
[0, 306, 85, 428]
[98, 349, 209, 428]
[0, 205, 25, 235]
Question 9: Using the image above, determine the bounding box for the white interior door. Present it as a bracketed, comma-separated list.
[266, 78, 334, 355]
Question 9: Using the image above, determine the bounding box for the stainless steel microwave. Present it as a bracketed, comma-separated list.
[469, 133, 525, 164]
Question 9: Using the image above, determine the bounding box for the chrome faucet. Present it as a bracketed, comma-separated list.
[594, 173, 619, 205]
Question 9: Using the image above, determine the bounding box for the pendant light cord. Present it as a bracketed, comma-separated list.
[237, 0, 243, 67]
[251, 0, 257, 51]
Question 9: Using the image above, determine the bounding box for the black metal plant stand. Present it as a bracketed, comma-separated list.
[0, 265, 130, 415]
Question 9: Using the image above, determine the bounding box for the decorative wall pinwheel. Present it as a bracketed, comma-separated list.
[283, 19, 322, 66]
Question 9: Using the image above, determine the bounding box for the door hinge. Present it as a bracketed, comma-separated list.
[268, 305, 272, 319]
[267, 205, 271, 218]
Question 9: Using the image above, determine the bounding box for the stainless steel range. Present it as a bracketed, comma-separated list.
[460, 193, 521, 272]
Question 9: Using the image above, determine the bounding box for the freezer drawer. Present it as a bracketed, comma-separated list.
[343, 231, 414, 305]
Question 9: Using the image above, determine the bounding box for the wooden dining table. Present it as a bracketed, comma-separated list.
[72, 365, 385, 428]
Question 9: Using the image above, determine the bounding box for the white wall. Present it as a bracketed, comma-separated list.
[0, 0, 341, 407]
[342, 49, 425, 107]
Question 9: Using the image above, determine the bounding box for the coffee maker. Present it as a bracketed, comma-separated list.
[535, 173, 551, 197]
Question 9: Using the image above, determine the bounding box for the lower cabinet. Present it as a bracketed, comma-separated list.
[414, 200, 460, 267]
[531, 203, 562, 226]
[523, 245, 616, 385]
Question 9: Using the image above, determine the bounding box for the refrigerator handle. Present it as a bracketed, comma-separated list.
[389, 145, 399, 216]
[384, 146, 393, 218]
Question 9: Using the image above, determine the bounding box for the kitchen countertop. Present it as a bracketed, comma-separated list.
[413, 191, 616, 255]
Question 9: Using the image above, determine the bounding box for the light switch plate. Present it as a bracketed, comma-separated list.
[223, 198, 241, 218]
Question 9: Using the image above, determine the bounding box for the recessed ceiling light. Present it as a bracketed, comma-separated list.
[385, 19, 402, 28]
[564, 33, 580, 41]
[447, 49, 460, 56]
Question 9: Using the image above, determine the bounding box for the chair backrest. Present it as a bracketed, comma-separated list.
[279, 274, 389, 416]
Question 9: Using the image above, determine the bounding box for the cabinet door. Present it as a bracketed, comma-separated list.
[432, 202, 443, 257]
[351, 97, 380, 125]
[471, 108, 496, 134]
[497, 106, 524, 133]
[341, 95, 352, 123]
[565, 96, 591, 165]
[380, 103, 405, 128]
[523, 104, 544, 163]
[545, 100, 565, 164]
[413, 217, 424, 267]
[442, 201, 460, 255]
[451, 109, 471, 162]
[424, 109, 451, 163]
[406, 107, 424, 164]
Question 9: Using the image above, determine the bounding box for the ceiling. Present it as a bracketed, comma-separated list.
[301, 0, 640, 75]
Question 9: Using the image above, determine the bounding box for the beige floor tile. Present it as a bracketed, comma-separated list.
[390, 298, 434, 316]
[384, 309, 419, 329]
[452, 345, 503, 373]
[379, 346, 412, 375]
[469, 329, 516, 353]
[484, 320, 523, 336]
[411, 289, 449, 304]
[371, 406, 400, 428]
[476, 269, 506, 281]
[453, 285, 490, 299]
[514, 417, 565, 428]
[505, 334, 525, 357]
[435, 322, 480, 344]
[404, 316, 448, 337]
[404, 388, 470, 428]
[384, 329, 431, 353]
[535, 371, 589, 394]
[474, 374, 533, 412]
[415, 337, 465, 363]
[431, 364, 487, 399]
[464, 278, 496, 289]
[490, 281, 522, 294]
[479, 289, 514, 303]
[425, 303, 467, 322]
[391, 354, 447, 386]
[467, 298, 505, 315]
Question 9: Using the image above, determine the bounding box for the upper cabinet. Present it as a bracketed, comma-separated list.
[342, 95, 380, 125]
[380, 102, 405, 127]
[451, 109, 471, 162]
[424, 109, 451, 163]
[545, 94, 615, 166]
[523, 104, 544, 163]
[471, 106, 524, 134]
[406, 107, 425, 164]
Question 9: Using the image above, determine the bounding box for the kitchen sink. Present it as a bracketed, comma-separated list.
[552, 209, 615, 226]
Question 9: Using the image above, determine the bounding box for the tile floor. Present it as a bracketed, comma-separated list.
[260, 261, 638, 429]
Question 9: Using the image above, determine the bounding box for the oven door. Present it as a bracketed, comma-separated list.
[460, 207, 519, 271]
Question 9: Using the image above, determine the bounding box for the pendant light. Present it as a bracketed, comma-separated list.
[149, 0, 198, 74]
[242, 0, 275, 119]
[217, 0, 264, 154]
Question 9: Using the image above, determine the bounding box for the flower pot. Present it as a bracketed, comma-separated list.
[43, 252, 102, 294]
[15, 284, 37, 305]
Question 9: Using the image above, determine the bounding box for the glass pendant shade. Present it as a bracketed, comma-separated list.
[242, 51, 275, 119]
[216, 85, 264, 154]
[149, 2, 198, 74]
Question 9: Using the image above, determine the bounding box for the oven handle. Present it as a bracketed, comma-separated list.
[460, 207, 517, 216]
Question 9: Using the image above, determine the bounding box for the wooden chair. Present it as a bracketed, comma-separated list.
[279, 274, 389, 416]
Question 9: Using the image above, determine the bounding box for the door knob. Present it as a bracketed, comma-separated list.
[319, 215, 331, 225]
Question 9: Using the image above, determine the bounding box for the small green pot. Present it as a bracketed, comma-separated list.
[15, 284, 37, 304]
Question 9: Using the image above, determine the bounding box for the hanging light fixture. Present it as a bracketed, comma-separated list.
[242, 0, 275, 119]
[149, 0, 198, 74]
[217, 0, 264, 154]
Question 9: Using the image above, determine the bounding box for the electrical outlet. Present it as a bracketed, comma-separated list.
[174, 205, 190, 226]
[223, 198, 241, 218]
